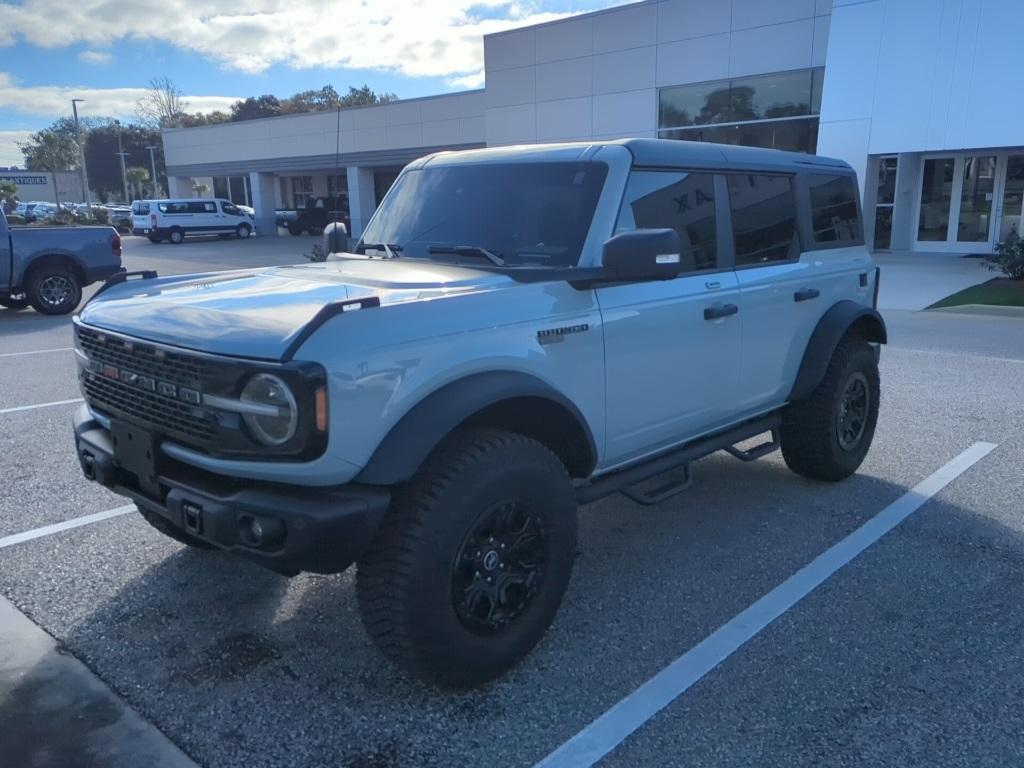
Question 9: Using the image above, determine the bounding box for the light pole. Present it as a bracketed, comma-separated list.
[145, 145, 160, 197]
[114, 120, 129, 203]
[71, 98, 92, 207]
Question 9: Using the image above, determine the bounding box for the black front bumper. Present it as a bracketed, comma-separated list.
[73, 405, 390, 575]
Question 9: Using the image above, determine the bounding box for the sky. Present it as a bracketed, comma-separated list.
[0, 0, 627, 168]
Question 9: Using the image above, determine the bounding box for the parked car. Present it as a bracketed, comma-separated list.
[132, 198, 254, 243]
[278, 196, 349, 235]
[71, 139, 884, 686]
[0, 208, 122, 314]
[107, 206, 133, 232]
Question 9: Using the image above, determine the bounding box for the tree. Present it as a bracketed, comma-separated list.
[192, 181, 209, 196]
[0, 180, 17, 214]
[80, 120, 165, 202]
[230, 95, 282, 122]
[135, 76, 189, 128]
[125, 166, 150, 199]
[18, 129, 79, 208]
[339, 85, 397, 107]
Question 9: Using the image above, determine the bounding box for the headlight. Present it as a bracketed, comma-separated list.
[240, 373, 298, 446]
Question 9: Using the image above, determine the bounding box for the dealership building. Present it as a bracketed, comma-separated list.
[162, 0, 1022, 254]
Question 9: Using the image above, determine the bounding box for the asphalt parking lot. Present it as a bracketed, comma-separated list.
[2, 234, 1023, 767]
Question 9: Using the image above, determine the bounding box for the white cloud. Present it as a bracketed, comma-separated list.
[0, 73, 239, 120]
[0, 131, 33, 168]
[0, 1, 616, 79]
[78, 50, 112, 65]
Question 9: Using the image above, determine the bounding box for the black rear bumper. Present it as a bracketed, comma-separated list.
[72, 405, 390, 575]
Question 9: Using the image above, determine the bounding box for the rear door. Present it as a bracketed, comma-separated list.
[726, 171, 863, 413]
[596, 169, 741, 467]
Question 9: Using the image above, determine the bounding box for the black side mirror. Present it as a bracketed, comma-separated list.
[601, 228, 685, 282]
[323, 221, 349, 254]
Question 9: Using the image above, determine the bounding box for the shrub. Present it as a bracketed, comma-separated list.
[985, 232, 1024, 280]
[92, 208, 110, 225]
[6, 214, 25, 225]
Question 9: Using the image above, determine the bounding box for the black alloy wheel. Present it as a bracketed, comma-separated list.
[452, 500, 548, 635]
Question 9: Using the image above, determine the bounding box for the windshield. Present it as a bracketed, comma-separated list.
[358, 161, 608, 267]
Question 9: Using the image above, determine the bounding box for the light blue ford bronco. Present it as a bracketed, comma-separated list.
[72, 139, 885, 687]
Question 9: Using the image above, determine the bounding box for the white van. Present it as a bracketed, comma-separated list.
[131, 199, 255, 243]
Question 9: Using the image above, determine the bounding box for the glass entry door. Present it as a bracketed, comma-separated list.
[999, 155, 1024, 241]
[956, 156, 997, 242]
[916, 154, 1002, 250]
[874, 156, 897, 250]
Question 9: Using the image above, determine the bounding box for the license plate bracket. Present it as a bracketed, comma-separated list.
[111, 421, 161, 496]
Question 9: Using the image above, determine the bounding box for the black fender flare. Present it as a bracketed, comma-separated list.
[789, 301, 887, 402]
[355, 371, 597, 485]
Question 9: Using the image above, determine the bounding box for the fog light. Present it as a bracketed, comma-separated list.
[238, 514, 285, 548]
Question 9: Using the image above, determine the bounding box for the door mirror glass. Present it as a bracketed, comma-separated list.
[601, 229, 684, 281]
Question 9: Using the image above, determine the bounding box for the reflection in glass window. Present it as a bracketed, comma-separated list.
[956, 155, 997, 243]
[616, 171, 718, 271]
[808, 174, 862, 244]
[659, 69, 821, 128]
[661, 119, 819, 154]
[728, 174, 799, 265]
[917, 158, 954, 241]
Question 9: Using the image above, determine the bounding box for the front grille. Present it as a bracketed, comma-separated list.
[76, 325, 217, 446]
[77, 326, 210, 389]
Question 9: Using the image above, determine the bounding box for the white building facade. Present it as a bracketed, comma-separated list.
[162, 0, 1022, 254]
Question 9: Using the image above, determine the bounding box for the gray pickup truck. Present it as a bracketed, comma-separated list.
[0, 209, 123, 315]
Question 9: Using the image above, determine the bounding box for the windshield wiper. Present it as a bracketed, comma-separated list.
[359, 242, 402, 259]
[427, 245, 505, 266]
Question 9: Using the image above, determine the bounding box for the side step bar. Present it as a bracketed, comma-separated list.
[576, 413, 782, 506]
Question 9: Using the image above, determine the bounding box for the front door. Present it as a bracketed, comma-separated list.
[596, 169, 741, 467]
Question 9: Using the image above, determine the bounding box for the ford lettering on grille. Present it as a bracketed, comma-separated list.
[93, 362, 201, 405]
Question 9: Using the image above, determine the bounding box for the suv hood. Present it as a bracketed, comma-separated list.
[79, 257, 513, 360]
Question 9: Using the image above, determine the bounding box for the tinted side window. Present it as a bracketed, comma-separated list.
[221, 202, 240, 215]
[727, 174, 798, 265]
[808, 173, 861, 244]
[615, 170, 718, 271]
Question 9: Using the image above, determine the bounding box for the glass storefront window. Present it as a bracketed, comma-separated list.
[956, 156, 997, 242]
[658, 68, 823, 155]
[917, 158, 954, 241]
[661, 118, 819, 154]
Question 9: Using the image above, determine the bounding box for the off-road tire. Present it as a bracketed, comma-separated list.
[26, 266, 82, 315]
[356, 428, 577, 688]
[780, 336, 880, 481]
[168, 227, 185, 244]
[136, 504, 216, 550]
[0, 297, 30, 310]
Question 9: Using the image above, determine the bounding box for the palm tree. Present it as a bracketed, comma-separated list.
[125, 166, 150, 201]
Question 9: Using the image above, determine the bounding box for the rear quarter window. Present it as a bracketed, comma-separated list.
[808, 173, 862, 245]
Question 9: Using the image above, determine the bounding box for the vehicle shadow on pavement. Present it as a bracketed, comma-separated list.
[34, 456, 1022, 768]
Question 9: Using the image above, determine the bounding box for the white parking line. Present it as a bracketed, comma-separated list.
[534, 441, 998, 768]
[0, 398, 83, 415]
[0, 347, 73, 359]
[0, 505, 135, 550]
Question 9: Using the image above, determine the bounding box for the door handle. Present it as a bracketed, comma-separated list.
[704, 303, 738, 320]
[705, 280, 721, 290]
[793, 288, 820, 302]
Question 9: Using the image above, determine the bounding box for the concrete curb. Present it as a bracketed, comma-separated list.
[0, 596, 198, 768]
[926, 303, 1024, 318]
